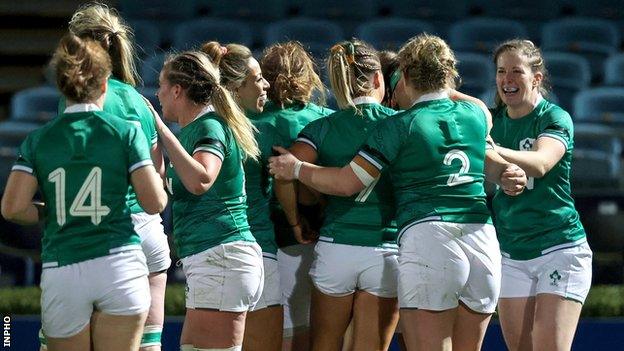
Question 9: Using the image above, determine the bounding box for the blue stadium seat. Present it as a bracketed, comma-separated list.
[0, 121, 39, 148]
[140, 53, 166, 88]
[604, 54, 624, 86]
[476, 1, 561, 41]
[10, 86, 60, 123]
[541, 17, 620, 81]
[172, 19, 253, 50]
[205, 0, 287, 20]
[449, 18, 528, 54]
[264, 18, 344, 59]
[573, 123, 622, 188]
[384, 0, 469, 32]
[300, 0, 376, 20]
[571, 0, 624, 21]
[119, 0, 196, 20]
[543, 52, 591, 112]
[573, 87, 624, 123]
[455, 52, 494, 98]
[127, 20, 161, 56]
[355, 18, 435, 51]
[0, 146, 18, 191]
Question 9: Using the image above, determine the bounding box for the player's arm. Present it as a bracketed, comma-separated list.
[151, 137, 166, 180]
[484, 149, 527, 196]
[493, 137, 565, 178]
[131, 164, 168, 214]
[269, 146, 373, 197]
[1, 171, 39, 225]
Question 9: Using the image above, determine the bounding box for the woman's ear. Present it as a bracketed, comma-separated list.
[533, 71, 543, 88]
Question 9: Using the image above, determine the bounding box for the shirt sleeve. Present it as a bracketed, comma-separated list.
[356, 117, 402, 175]
[295, 117, 327, 151]
[192, 119, 228, 161]
[126, 123, 153, 173]
[12, 134, 36, 175]
[537, 108, 573, 150]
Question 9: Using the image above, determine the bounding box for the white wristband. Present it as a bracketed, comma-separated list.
[293, 160, 303, 179]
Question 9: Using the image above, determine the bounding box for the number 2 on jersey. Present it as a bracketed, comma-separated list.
[444, 149, 473, 186]
[48, 167, 111, 225]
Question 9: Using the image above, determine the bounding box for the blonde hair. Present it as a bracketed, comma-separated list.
[201, 41, 253, 89]
[69, 2, 139, 86]
[327, 39, 381, 110]
[493, 39, 550, 108]
[260, 41, 325, 107]
[398, 34, 458, 92]
[52, 33, 112, 103]
[163, 51, 259, 160]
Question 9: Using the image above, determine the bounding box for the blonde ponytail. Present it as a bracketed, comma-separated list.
[212, 85, 260, 161]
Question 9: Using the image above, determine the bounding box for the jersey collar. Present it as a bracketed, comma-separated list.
[411, 90, 449, 107]
[352, 96, 379, 105]
[196, 104, 215, 119]
[64, 103, 102, 114]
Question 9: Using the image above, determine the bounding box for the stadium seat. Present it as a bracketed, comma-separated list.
[572, 0, 624, 21]
[118, 0, 195, 20]
[140, 53, 166, 88]
[355, 18, 435, 51]
[573, 87, 624, 123]
[172, 19, 253, 50]
[455, 52, 494, 98]
[0, 146, 18, 191]
[10, 86, 60, 123]
[300, 0, 376, 20]
[476, 1, 561, 41]
[573, 123, 622, 188]
[543, 52, 591, 112]
[604, 53, 624, 86]
[264, 18, 344, 60]
[204, 0, 288, 19]
[384, 0, 469, 35]
[541, 17, 620, 81]
[127, 20, 161, 56]
[449, 18, 528, 55]
[0, 121, 39, 148]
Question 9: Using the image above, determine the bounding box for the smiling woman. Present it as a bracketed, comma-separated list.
[489, 39, 592, 351]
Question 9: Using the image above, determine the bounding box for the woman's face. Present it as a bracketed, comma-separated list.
[236, 57, 269, 113]
[496, 50, 542, 109]
[156, 71, 178, 122]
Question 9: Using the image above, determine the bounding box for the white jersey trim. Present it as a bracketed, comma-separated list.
[109, 244, 142, 254]
[318, 236, 334, 242]
[540, 238, 587, 255]
[357, 151, 384, 171]
[64, 103, 101, 114]
[295, 137, 317, 150]
[11, 164, 33, 174]
[42, 262, 59, 269]
[129, 159, 153, 173]
[195, 105, 215, 120]
[193, 147, 224, 161]
[410, 90, 449, 107]
[537, 133, 568, 150]
[262, 252, 278, 260]
[352, 96, 379, 105]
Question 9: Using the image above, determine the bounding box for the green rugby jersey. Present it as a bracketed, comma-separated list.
[250, 100, 334, 247]
[358, 93, 491, 242]
[60, 77, 158, 214]
[166, 110, 255, 258]
[296, 98, 398, 247]
[490, 98, 586, 260]
[13, 105, 152, 267]
[243, 120, 284, 256]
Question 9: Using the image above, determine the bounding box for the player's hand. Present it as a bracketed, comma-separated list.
[292, 216, 318, 244]
[141, 95, 167, 132]
[269, 146, 300, 180]
[500, 163, 526, 196]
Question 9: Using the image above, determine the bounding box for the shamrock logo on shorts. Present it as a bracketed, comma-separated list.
[549, 270, 562, 286]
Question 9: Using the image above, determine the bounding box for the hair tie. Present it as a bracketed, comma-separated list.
[389, 68, 402, 95]
[343, 42, 355, 65]
[220, 46, 228, 55]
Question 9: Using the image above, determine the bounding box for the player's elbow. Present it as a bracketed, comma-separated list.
[1, 199, 23, 223]
[339, 180, 365, 197]
[140, 190, 168, 214]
